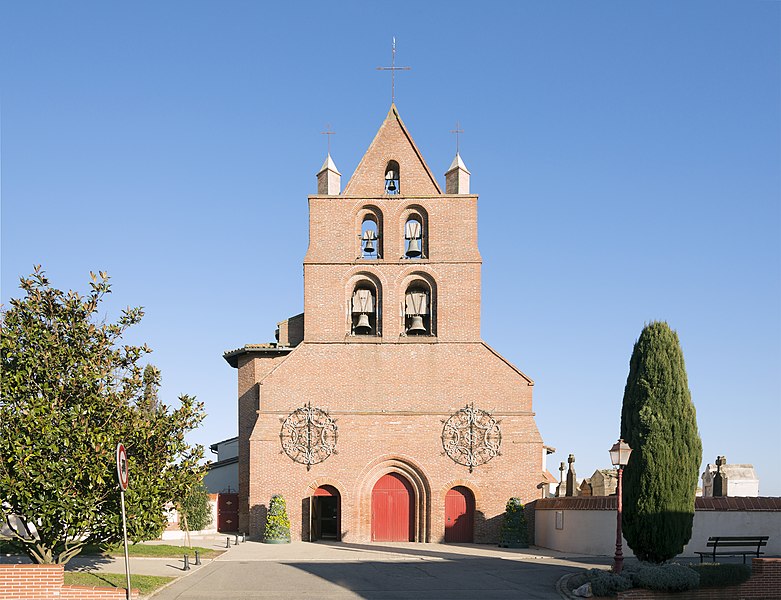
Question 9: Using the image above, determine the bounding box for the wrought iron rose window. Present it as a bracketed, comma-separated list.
[441, 404, 501, 472]
[279, 403, 337, 470]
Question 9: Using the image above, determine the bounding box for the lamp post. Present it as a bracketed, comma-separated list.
[609, 438, 632, 574]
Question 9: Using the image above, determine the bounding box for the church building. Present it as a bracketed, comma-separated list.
[224, 104, 545, 543]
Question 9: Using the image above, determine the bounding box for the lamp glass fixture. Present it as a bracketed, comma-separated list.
[609, 439, 632, 467]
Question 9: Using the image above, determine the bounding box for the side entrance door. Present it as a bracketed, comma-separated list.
[217, 493, 239, 533]
[444, 486, 474, 543]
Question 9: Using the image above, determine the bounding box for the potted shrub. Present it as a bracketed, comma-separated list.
[498, 497, 528, 548]
[263, 494, 291, 544]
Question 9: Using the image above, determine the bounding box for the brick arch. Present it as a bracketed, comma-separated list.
[354, 204, 384, 259]
[440, 479, 482, 505]
[399, 204, 429, 259]
[344, 270, 385, 337]
[356, 455, 432, 542]
[397, 270, 438, 337]
[304, 477, 347, 542]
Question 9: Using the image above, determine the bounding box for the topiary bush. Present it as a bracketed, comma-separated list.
[263, 494, 291, 543]
[689, 563, 751, 588]
[585, 569, 633, 596]
[498, 497, 528, 548]
[624, 562, 699, 592]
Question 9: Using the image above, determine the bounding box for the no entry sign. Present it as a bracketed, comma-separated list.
[116, 443, 129, 491]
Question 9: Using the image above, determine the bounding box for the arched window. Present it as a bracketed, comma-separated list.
[404, 217, 424, 259]
[385, 160, 400, 195]
[352, 283, 379, 335]
[404, 283, 432, 336]
[361, 217, 380, 259]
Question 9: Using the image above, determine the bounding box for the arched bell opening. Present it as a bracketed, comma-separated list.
[401, 206, 428, 259]
[384, 160, 400, 195]
[351, 281, 380, 336]
[403, 278, 435, 336]
[357, 206, 383, 259]
[311, 485, 341, 541]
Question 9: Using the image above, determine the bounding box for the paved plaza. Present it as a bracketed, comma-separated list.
[144, 539, 609, 599]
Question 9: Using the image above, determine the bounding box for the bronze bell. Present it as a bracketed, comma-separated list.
[407, 314, 426, 334]
[405, 238, 422, 257]
[354, 313, 372, 334]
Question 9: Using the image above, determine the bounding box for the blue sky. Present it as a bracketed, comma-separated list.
[3, 2, 779, 495]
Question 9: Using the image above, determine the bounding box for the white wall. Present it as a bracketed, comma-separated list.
[203, 461, 238, 494]
[535, 509, 781, 557]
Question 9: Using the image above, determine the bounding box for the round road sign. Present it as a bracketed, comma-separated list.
[116, 443, 129, 491]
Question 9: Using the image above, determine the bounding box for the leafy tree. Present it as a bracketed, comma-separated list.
[178, 482, 213, 548]
[142, 364, 161, 414]
[620, 321, 702, 563]
[263, 495, 291, 543]
[0, 267, 205, 564]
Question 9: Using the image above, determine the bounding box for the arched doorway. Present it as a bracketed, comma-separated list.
[371, 473, 414, 541]
[444, 486, 475, 543]
[312, 485, 341, 541]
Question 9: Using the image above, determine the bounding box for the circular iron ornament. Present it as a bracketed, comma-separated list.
[280, 403, 338, 470]
[441, 404, 502, 472]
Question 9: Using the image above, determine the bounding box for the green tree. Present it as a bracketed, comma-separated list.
[142, 364, 161, 414]
[0, 267, 205, 564]
[178, 481, 213, 548]
[620, 321, 702, 563]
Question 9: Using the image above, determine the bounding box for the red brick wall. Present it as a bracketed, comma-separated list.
[0, 565, 138, 600]
[241, 342, 541, 543]
[617, 559, 781, 599]
[232, 104, 544, 544]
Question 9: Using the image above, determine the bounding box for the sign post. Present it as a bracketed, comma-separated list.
[116, 443, 131, 600]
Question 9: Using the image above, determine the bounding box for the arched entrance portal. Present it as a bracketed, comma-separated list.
[312, 485, 341, 541]
[444, 486, 475, 543]
[371, 473, 414, 542]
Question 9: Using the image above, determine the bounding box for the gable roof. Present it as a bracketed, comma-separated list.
[343, 104, 442, 196]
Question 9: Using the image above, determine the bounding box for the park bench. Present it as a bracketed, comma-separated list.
[695, 535, 769, 563]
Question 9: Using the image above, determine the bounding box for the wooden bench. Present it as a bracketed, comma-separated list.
[695, 535, 769, 563]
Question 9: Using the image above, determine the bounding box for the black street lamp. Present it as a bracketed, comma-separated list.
[609, 438, 633, 574]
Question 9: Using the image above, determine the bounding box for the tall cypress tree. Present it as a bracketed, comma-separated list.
[620, 321, 702, 563]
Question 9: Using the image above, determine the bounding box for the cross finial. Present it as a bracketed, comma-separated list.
[450, 121, 464, 154]
[320, 124, 335, 155]
[376, 37, 411, 104]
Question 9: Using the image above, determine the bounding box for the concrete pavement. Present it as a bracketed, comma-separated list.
[147, 539, 611, 599]
[1, 537, 610, 598]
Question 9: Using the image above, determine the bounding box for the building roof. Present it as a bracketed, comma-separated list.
[317, 153, 341, 175]
[223, 344, 294, 368]
[446, 152, 471, 175]
[209, 436, 238, 453]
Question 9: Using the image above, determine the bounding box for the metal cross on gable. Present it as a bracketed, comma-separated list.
[450, 121, 464, 154]
[320, 124, 335, 154]
[376, 37, 411, 104]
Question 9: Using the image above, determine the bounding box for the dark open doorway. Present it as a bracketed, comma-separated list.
[312, 485, 341, 541]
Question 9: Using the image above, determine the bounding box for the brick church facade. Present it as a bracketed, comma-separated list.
[224, 105, 545, 543]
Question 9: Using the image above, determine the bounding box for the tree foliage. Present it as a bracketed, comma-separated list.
[620, 321, 702, 563]
[0, 267, 205, 564]
[180, 482, 213, 532]
[498, 497, 528, 548]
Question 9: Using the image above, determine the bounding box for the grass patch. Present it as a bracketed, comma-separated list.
[91, 543, 223, 559]
[1, 540, 222, 559]
[64, 572, 175, 595]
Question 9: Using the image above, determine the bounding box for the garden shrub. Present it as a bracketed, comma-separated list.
[624, 562, 699, 592]
[498, 497, 528, 548]
[586, 569, 633, 596]
[689, 563, 751, 588]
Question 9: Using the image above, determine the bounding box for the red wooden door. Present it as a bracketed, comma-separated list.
[371, 473, 414, 542]
[217, 493, 239, 533]
[444, 486, 474, 543]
